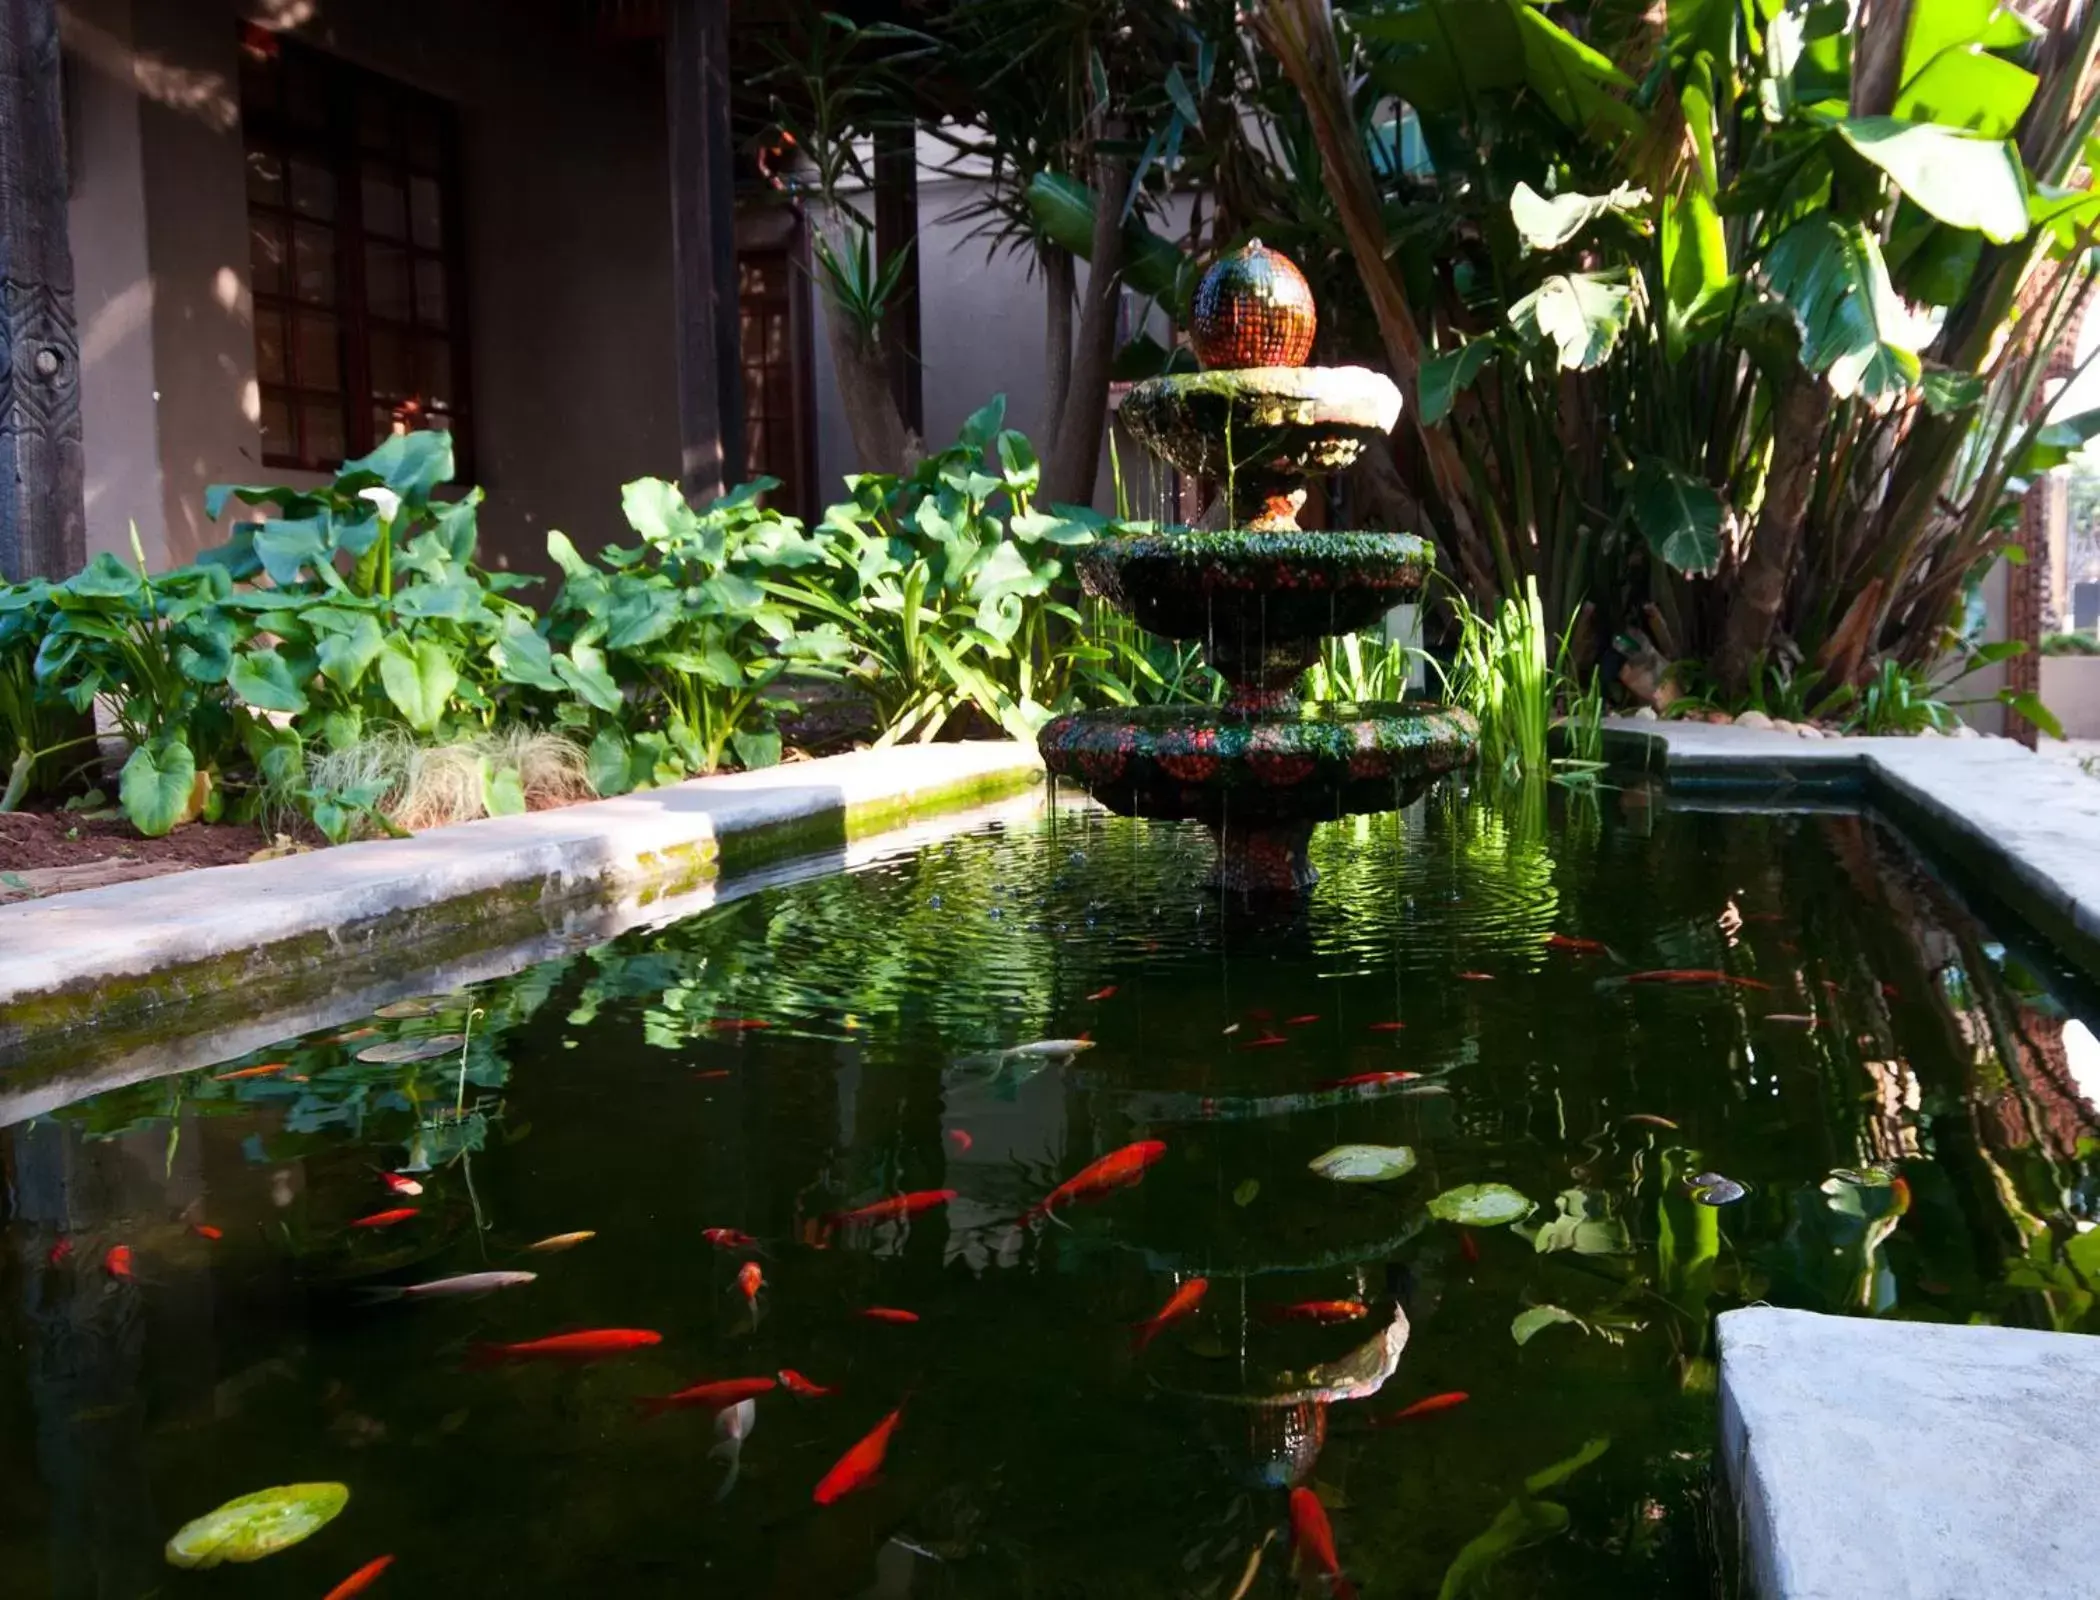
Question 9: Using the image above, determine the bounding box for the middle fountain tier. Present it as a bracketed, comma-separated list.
[1038, 244, 1478, 893]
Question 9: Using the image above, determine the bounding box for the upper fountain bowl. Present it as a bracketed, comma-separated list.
[1119, 367, 1402, 530]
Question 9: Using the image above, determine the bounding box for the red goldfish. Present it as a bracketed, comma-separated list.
[1545, 934, 1607, 953]
[47, 1238, 71, 1267]
[948, 1129, 974, 1152]
[1264, 1299, 1369, 1325]
[1367, 1021, 1407, 1033]
[1623, 969, 1773, 991]
[634, 1374, 775, 1420]
[779, 1368, 834, 1398]
[738, 1261, 763, 1301]
[703, 1228, 759, 1251]
[858, 1307, 919, 1324]
[1132, 1277, 1208, 1353]
[1026, 1140, 1167, 1220]
[381, 1173, 423, 1197]
[1086, 985, 1119, 1002]
[1285, 1014, 1320, 1026]
[1288, 1487, 1356, 1599]
[708, 1018, 770, 1032]
[191, 1225, 223, 1242]
[1458, 1230, 1480, 1265]
[824, 1189, 957, 1235]
[1376, 1391, 1470, 1424]
[693, 1069, 732, 1081]
[467, 1329, 662, 1368]
[1319, 1070, 1421, 1091]
[322, 1555, 396, 1600]
[813, 1407, 904, 1505]
[214, 1062, 286, 1082]
[1240, 1033, 1290, 1051]
[350, 1208, 418, 1229]
[103, 1245, 133, 1280]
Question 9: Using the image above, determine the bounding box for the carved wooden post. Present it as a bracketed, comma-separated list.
[666, 0, 743, 506]
[0, 0, 84, 580]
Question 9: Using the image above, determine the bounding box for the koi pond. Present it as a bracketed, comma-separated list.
[3, 785, 2097, 1598]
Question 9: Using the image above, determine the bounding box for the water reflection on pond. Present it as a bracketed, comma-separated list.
[2, 784, 2096, 1597]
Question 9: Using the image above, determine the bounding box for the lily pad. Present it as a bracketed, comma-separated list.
[165, 1482, 350, 1568]
[374, 996, 455, 1019]
[1428, 1183, 1534, 1226]
[1688, 1172, 1746, 1205]
[357, 1034, 467, 1064]
[1309, 1144, 1418, 1183]
[1233, 1178, 1261, 1207]
[1511, 1305, 1582, 1347]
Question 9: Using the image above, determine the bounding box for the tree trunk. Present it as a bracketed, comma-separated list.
[1043, 244, 1074, 445]
[1042, 153, 1127, 508]
[821, 284, 915, 476]
[1714, 376, 1824, 695]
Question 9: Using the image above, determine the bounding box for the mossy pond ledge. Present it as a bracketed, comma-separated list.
[2, 726, 2099, 1599]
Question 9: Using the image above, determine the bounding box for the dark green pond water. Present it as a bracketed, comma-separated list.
[4, 784, 2098, 1599]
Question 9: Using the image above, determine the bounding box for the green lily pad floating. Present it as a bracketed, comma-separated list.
[165, 1482, 350, 1568]
[357, 1033, 466, 1064]
[1309, 1143, 1418, 1182]
[1511, 1305, 1582, 1347]
[373, 996, 456, 1019]
[1427, 1183, 1533, 1226]
[1233, 1178, 1261, 1207]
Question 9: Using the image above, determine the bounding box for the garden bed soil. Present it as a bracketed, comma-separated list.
[0, 809, 284, 902]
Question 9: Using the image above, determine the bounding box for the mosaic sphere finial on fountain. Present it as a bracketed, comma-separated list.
[1190, 239, 1317, 370]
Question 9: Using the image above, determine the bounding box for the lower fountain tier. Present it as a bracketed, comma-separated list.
[1038, 701, 1476, 824]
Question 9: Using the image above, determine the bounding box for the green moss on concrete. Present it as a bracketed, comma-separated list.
[0, 762, 1044, 1069]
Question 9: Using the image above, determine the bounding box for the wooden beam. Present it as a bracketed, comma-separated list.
[873, 121, 921, 437]
[0, 0, 84, 581]
[666, 0, 742, 505]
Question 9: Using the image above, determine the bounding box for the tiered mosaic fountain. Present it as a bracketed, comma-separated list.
[1039, 242, 1478, 892]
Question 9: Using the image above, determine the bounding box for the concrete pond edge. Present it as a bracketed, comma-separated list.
[0, 742, 1046, 1075]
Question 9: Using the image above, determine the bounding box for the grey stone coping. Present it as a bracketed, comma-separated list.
[0, 741, 1044, 1068]
[1605, 718, 2100, 978]
[1718, 1307, 2100, 1599]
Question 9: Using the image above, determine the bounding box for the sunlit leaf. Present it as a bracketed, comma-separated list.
[1429, 1183, 1534, 1225]
[164, 1483, 349, 1569]
[1310, 1143, 1418, 1182]
[1511, 1304, 1583, 1345]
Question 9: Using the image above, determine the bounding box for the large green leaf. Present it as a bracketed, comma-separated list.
[1631, 458, 1723, 575]
[1509, 181, 1648, 252]
[621, 477, 705, 551]
[377, 636, 460, 732]
[729, 728, 783, 770]
[1896, 0, 2039, 135]
[120, 736, 197, 838]
[553, 644, 624, 715]
[1506, 272, 1636, 370]
[1833, 118, 2028, 243]
[586, 726, 634, 796]
[65, 551, 143, 600]
[1762, 217, 1922, 400]
[481, 760, 526, 817]
[227, 647, 310, 714]
[1662, 190, 1728, 356]
[2014, 405, 2100, 474]
[602, 580, 682, 650]
[342, 430, 452, 497]
[316, 612, 386, 689]
[490, 618, 564, 692]
[1419, 341, 1500, 426]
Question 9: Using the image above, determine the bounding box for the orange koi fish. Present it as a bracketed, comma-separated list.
[322, 1555, 396, 1600]
[708, 1018, 771, 1032]
[693, 1069, 732, 1081]
[1285, 1014, 1320, 1026]
[1319, 1070, 1421, 1091]
[1375, 1391, 1470, 1425]
[47, 1238, 71, 1267]
[528, 1231, 596, 1253]
[1026, 1140, 1167, 1220]
[191, 1225, 223, 1242]
[858, 1306, 918, 1324]
[633, 1374, 774, 1421]
[1457, 971, 1496, 982]
[381, 1173, 424, 1197]
[103, 1245, 133, 1280]
[738, 1261, 763, 1301]
[466, 1328, 662, 1368]
[779, 1368, 834, 1398]
[703, 1228, 759, 1251]
[1545, 934, 1608, 954]
[824, 1189, 957, 1234]
[947, 1128, 974, 1152]
[813, 1406, 904, 1505]
[1623, 969, 1773, 991]
[350, 1208, 418, 1229]
[213, 1062, 286, 1082]
[1367, 1020, 1407, 1033]
[1086, 985, 1119, 1002]
[1131, 1277, 1208, 1353]
[1263, 1299, 1369, 1325]
[1288, 1487, 1356, 1599]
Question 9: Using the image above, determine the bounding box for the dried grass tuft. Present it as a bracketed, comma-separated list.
[309, 727, 594, 832]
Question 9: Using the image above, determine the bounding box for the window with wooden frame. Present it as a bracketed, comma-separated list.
[238, 26, 471, 474]
[735, 208, 816, 519]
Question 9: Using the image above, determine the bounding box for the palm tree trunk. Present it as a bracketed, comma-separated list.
[1714, 375, 1823, 694]
[1043, 152, 1127, 507]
